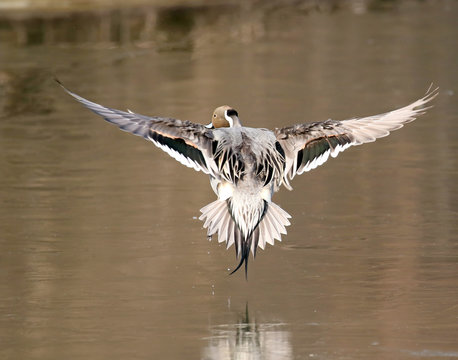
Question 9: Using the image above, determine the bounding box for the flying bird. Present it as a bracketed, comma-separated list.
[58, 80, 438, 277]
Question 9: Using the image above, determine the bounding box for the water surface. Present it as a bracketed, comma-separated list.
[0, 1, 457, 359]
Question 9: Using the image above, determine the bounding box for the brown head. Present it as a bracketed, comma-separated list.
[206, 105, 241, 129]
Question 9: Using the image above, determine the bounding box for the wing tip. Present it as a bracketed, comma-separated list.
[55, 78, 91, 105]
[420, 83, 439, 106]
[55, 77, 72, 96]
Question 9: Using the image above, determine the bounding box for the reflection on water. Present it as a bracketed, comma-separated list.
[203, 305, 291, 360]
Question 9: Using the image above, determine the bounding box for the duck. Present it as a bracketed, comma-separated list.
[57, 79, 438, 277]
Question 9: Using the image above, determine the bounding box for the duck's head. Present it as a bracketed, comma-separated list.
[206, 105, 241, 129]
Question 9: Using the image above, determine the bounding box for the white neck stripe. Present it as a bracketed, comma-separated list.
[224, 111, 234, 127]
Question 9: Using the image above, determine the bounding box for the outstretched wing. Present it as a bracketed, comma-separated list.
[275, 86, 438, 187]
[58, 81, 215, 174]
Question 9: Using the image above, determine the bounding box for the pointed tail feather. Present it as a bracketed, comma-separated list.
[229, 236, 251, 279]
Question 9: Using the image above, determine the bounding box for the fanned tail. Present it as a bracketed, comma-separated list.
[199, 199, 291, 277]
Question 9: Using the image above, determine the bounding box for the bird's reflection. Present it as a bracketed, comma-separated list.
[202, 304, 292, 360]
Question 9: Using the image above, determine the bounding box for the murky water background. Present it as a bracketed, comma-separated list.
[1, 1, 457, 359]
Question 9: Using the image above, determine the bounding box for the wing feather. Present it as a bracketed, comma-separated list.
[275, 86, 438, 184]
[58, 81, 215, 174]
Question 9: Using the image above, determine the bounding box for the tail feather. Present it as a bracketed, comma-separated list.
[219, 213, 231, 242]
[209, 207, 226, 236]
[200, 201, 223, 231]
[258, 202, 291, 248]
[199, 199, 291, 277]
[263, 211, 280, 245]
[252, 227, 260, 257]
[230, 236, 251, 279]
[226, 220, 235, 249]
[257, 221, 268, 250]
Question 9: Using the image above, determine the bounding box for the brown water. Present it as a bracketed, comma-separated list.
[1, 1, 457, 359]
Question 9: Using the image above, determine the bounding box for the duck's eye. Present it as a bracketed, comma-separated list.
[213, 114, 217, 118]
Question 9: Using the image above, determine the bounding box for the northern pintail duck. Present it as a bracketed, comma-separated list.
[58, 80, 437, 276]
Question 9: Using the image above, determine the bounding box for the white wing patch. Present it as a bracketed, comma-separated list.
[299, 148, 331, 174]
[331, 142, 352, 158]
[149, 137, 209, 174]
